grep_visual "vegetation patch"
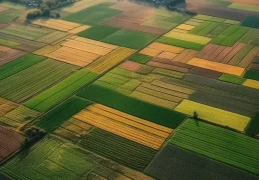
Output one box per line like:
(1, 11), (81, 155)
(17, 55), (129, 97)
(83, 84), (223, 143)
(219, 74), (246, 85)
(244, 70), (259, 81)
(0, 54), (46, 80)
(246, 111), (259, 136)
(102, 29), (158, 49)
(78, 25), (121, 40)
(169, 119), (259, 175)
(129, 53), (152, 64)
(78, 84), (186, 128)
(157, 36), (204, 50)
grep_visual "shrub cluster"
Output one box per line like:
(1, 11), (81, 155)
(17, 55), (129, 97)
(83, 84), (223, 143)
(21, 126), (46, 148)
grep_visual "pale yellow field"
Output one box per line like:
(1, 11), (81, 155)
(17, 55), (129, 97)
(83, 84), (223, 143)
(86, 47), (136, 74)
(176, 24), (195, 31)
(187, 58), (245, 76)
(33, 19), (87, 32)
(68, 25), (90, 34)
(243, 79), (259, 89)
(71, 36), (118, 49)
(140, 47), (162, 57)
(46, 46), (99, 67)
(148, 42), (184, 53)
(61, 39), (113, 56)
(172, 29), (189, 33)
(73, 104), (172, 149)
(157, 51), (178, 59)
(164, 31), (212, 44)
(174, 99), (250, 132)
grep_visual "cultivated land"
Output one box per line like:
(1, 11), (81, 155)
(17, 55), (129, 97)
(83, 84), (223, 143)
(0, 0), (259, 179)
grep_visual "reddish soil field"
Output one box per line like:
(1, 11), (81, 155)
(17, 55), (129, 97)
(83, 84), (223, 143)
(0, 46), (27, 66)
(249, 63), (259, 71)
(118, 61), (141, 71)
(152, 57), (193, 69)
(147, 60), (189, 73)
(221, 43), (245, 64)
(0, 126), (24, 162)
(189, 67), (222, 79)
(0, 23), (8, 30)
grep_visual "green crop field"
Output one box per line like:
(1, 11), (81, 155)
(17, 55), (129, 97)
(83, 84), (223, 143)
(24, 70), (97, 112)
(34, 96), (92, 131)
(0, 54), (46, 80)
(242, 16), (259, 28)
(157, 36), (205, 50)
(101, 29), (158, 49)
(244, 70), (259, 81)
(0, 59), (78, 102)
(78, 84), (186, 128)
(169, 119), (259, 175)
(129, 53), (152, 64)
(63, 3), (122, 25)
(219, 74), (246, 84)
(246, 112), (259, 136)
(78, 25), (121, 40)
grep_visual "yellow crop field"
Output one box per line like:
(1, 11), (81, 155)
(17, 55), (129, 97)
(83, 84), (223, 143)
(33, 45), (61, 56)
(164, 31), (212, 44)
(71, 36), (118, 49)
(157, 51), (178, 59)
(140, 47), (162, 57)
(172, 29), (188, 33)
(176, 24), (195, 31)
(33, 19), (87, 32)
(61, 39), (113, 56)
(187, 58), (245, 76)
(148, 42), (184, 53)
(243, 79), (259, 89)
(174, 99), (250, 132)
(0, 98), (17, 117)
(73, 104), (172, 149)
(68, 25), (90, 34)
(46, 46), (99, 67)
(86, 47), (136, 74)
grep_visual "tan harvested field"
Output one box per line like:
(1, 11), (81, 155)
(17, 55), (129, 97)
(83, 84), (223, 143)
(0, 45), (27, 66)
(140, 47), (162, 57)
(71, 36), (118, 49)
(86, 47), (136, 74)
(118, 61), (141, 71)
(187, 58), (245, 76)
(73, 104), (172, 149)
(46, 46), (99, 67)
(172, 49), (199, 63)
(61, 37), (118, 56)
(0, 98), (18, 117)
(0, 125), (24, 162)
(67, 25), (90, 34)
(157, 52), (178, 60)
(33, 44), (61, 56)
(33, 19), (88, 32)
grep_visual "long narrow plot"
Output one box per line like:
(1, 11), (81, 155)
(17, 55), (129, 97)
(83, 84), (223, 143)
(0, 59), (78, 102)
(174, 99), (250, 132)
(169, 119), (259, 175)
(187, 58), (245, 76)
(33, 19), (89, 33)
(74, 103), (172, 149)
(86, 47), (136, 74)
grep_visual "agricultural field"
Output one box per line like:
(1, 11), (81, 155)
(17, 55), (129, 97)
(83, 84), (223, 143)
(0, 0), (259, 179)
(0, 125), (24, 163)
